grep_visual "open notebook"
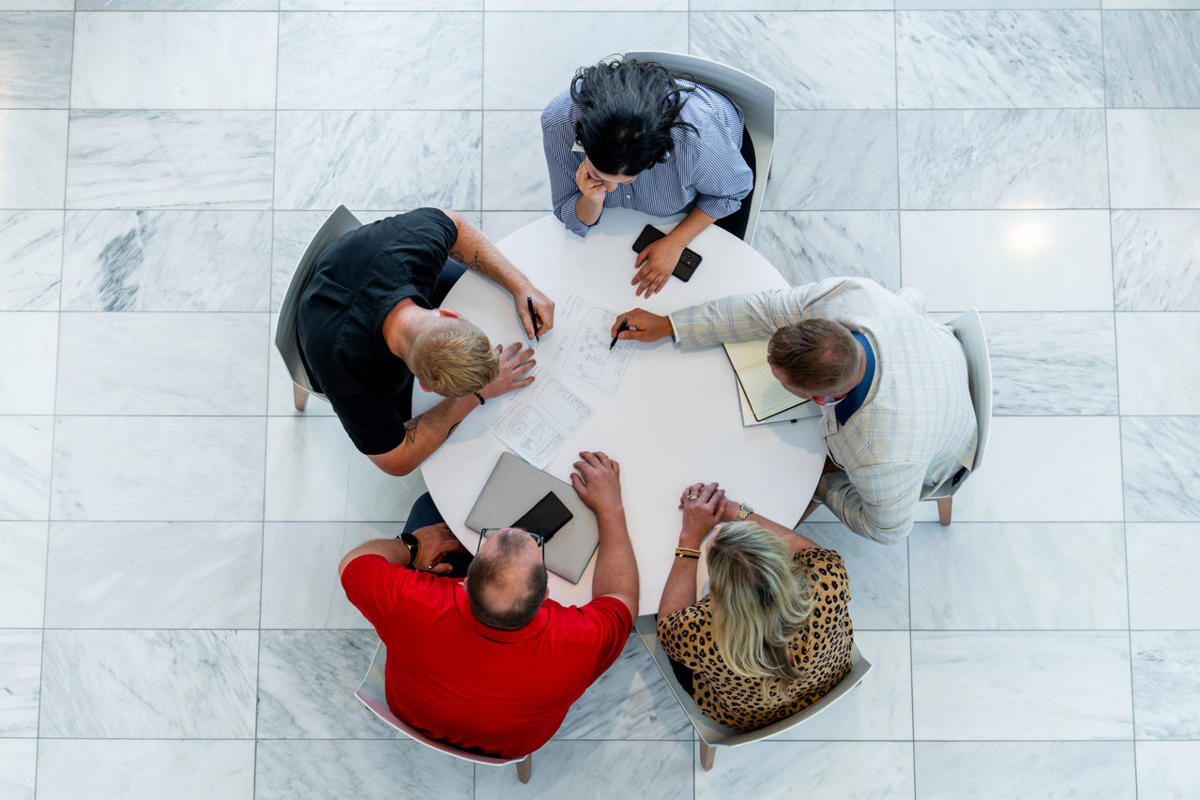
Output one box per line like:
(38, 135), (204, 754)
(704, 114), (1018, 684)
(723, 337), (807, 421)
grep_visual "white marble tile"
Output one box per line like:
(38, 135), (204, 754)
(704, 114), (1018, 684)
(481, 211), (550, 242)
(256, 740), (472, 800)
(264, 416), (354, 521)
(914, 742), (1136, 799)
(0, 523), (46, 628)
(51, 416), (266, 521)
(0, 12), (73, 108)
(0, 111), (67, 209)
(71, 12), (277, 109)
(0, 312), (56, 414)
(897, 11), (1103, 108)
(765, 111), (898, 210)
(805, 524), (909, 628)
(899, 110), (1108, 209)
(1122, 416), (1200, 521)
(278, 12), (480, 110)
(275, 111), (480, 210)
(910, 522), (1127, 628)
(911, 631), (1132, 739)
(283, 0), (475, 6)
(0, 631), (40, 737)
(257, 629), (398, 738)
(1133, 630), (1200, 738)
(755, 211), (901, 291)
(54, 312), (268, 415)
(695, 0), (891, 7)
(0, 740), (35, 800)
(482, 111), (551, 211)
(62, 210), (271, 312)
(344, 453), (426, 522)
(483, 12), (688, 110)
(555, 636), (693, 740)
(491, 0), (681, 7)
(1108, 110), (1200, 208)
(1117, 313), (1200, 414)
(0, 211), (62, 311)
(1105, 11), (1200, 107)
(36, 740), (255, 800)
(1105, 0), (1200, 6)
(900, 211), (1113, 311)
(695, 741), (914, 800)
(476, 740), (692, 800)
(0, 0), (72, 8)
(1137, 742), (1200, 799)
(66, 110), (274, 210)
(0, 417), (52, 521)
(691, 12), (896, 109)
(1113, 210), (1200, 311)
(775, 630), (913, 740)
(80, 0), (277, 7)
(981, 312), (1118, 415)
(950, 416), (1124, 522)
(1127, 523), (1200, 629)
(900, 0), (1098, 7)
(39, 629), (258, 738)
(44, 522), (262, 628)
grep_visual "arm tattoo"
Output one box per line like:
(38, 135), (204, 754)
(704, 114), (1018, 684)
(403, 413), (423, 445)
(449, 245), (496, 282)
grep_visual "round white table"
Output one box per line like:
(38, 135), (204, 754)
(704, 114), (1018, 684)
(413, 209), (825, 614)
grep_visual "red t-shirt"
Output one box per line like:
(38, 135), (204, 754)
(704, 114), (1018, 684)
(341, 554), (632, 758)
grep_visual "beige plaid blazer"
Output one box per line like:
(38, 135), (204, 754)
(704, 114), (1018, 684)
(669, 277), (977, 544)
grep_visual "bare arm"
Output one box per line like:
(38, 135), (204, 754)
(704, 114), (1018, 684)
(570, 451), (639, 620)
(338, 538), (411, 578)
(367, 395), (477, 477)
(714, 492), (818, 553)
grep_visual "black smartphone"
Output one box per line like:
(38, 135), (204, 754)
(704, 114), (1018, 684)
(439, 549), (473, 578)
(631, 224), (703, 282)
(510, 492), (574, 543)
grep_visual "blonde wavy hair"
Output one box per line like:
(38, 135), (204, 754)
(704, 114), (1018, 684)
(708, 521), (815, 683)
(407, 317), (499, 397)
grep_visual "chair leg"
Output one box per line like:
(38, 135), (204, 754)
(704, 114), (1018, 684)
(515, 754), (532, 784)
(699, 740), (716, 772)
(937, 497), (952, 526)
(292, 383), (309, 412)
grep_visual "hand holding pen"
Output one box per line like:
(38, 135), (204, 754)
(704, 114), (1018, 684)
(517, 286), (555, 342)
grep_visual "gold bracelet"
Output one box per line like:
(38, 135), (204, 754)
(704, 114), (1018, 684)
(674, 547), (701, 560)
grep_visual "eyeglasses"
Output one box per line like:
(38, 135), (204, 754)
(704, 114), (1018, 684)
(478, 528), (545, 561)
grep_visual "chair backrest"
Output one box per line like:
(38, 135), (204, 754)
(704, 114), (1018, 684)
(948, 309), (993, 475)
(274, 205), (362, 399)
(634, 614), (871, 748)
(355, 642), (523, 766)
(623, 51), (776, 246)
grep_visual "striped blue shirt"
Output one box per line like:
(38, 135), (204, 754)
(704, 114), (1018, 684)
(540, 82), (754, 238)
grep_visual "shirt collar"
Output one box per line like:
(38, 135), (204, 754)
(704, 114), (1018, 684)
(835, 331), (877, 426)
(452, 582), (550, 643)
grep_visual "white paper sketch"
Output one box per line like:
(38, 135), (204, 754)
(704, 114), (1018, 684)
(548, 294), (634, 397)
(490, 377), (593, 468)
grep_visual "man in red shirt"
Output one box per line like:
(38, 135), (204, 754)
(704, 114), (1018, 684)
(338, 451), (638, 758)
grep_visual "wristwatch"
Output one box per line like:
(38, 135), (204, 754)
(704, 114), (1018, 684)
(735, 502), (754, 522)
(396, 532), (420, 566)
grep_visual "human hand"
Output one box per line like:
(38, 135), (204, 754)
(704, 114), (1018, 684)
(515, 284), (556, 340)
(479, 342), (535, 399)
(575, 158), (611, 203)
(632, 236), (684, 298)
(678, 482), (742, 523)
(679, 482), (724, 547)
(570, 451), (624, 514)
(609, 308), (674, 343)
(410, 523), (467, 574)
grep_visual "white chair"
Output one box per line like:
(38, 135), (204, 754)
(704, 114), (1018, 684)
(926, 309), (993, 525)
(634, 614), (871, 771)
(274, 205), (362, 412)
(355, 642), (534, 782)
(624, 50), (776, 246)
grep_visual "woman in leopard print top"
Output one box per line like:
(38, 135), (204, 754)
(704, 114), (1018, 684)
(656, 481), (854, 732)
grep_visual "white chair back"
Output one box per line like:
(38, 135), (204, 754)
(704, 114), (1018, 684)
(623, 51), (776, 245)
(927, 309), (993, 499)
(633, 614), (871, 748)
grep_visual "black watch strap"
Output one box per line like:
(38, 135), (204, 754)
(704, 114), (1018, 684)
(397, 532), (419, 566)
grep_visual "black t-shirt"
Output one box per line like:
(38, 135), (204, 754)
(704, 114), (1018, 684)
(297, 208), (457, 455)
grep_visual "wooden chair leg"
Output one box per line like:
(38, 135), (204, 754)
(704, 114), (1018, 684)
(515, 754), (532, 784)
(937, 497), (952, 526)
(699, 740), (716, 772)
(292, 383), (309, 412)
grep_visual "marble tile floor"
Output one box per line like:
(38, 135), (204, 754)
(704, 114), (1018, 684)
(1, 3), (1199, 799)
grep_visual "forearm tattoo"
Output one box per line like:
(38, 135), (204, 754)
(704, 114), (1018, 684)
(403, 413), (423, 445)
(450, 245), (496, 282)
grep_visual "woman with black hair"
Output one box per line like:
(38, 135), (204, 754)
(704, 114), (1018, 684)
(541, 58), (754, 298)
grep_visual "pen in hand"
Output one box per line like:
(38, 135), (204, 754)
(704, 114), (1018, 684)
(610, 318), (630, 350)
(526, 295), (541, 343)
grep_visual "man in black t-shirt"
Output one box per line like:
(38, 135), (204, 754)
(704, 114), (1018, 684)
(298, 207), (555, 476)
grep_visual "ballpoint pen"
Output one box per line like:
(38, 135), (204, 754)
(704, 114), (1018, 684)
(610, 318), (630, 350)
(526, 296), (541, 343)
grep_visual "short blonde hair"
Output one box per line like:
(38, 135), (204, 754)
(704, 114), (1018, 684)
(408, 317), (499, 397)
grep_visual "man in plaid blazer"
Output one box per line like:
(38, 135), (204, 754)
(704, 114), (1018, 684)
(612, 277), (978, 544)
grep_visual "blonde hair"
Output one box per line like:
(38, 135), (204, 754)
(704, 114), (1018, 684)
(408, 317), (499, 397)
(708, 521), (814, 683)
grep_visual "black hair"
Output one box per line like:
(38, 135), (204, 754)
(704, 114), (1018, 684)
(466, 530), (548, 631)
(570, 57), (699, 177)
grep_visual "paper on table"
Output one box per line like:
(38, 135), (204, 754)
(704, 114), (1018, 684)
(489, 377), (593, 469)
(547, 293), (634, 397)
(723, 337), (803, 421)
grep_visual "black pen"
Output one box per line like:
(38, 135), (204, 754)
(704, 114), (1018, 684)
(526, 296), (541, 343)
(610, 318), (630, 350)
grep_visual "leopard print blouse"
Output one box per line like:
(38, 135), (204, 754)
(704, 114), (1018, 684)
(656, 547), (854, 732)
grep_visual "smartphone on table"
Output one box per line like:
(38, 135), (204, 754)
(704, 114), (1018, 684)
(631, 224), (703, 282)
